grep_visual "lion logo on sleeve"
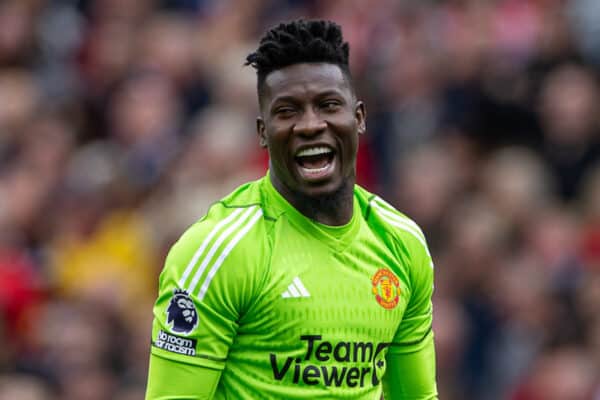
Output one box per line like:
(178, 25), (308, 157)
(166, 289), (198, 335)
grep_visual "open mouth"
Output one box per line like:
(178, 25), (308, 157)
(294, 146), (336, 180)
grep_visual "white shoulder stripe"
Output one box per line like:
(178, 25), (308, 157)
(370, 200), (431, 258)
(372, 202), (426, 243)
(198, 207), (263, 300)
(188, 206), (258, 294)
(178, 207), (244, 288)
(373, 204), (425, 242)
(373, 197), (425, 240)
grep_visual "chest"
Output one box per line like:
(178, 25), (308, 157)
(240, 225), (410, 343)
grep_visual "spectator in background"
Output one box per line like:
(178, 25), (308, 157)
(536, 63), (600, 200)
(580, 164), (600, 269)
(0, 374), (52, 400)
(0, 1), (599, 399)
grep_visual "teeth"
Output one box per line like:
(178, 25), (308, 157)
(296, 146), (332, 157)
(301, 164), (329, 172)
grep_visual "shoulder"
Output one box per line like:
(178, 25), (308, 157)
(162, 179), (271, 299)
(355, 185), (431, 264)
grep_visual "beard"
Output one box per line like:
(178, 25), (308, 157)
(290, 177), (354, 224)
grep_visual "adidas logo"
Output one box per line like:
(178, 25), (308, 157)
(281, 277), (310, 298)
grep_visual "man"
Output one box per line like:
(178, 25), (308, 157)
(146, 19), (438, 399)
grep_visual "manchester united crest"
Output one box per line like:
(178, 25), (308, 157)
(372, 269), (400, 309)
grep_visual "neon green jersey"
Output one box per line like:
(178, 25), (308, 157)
(148, 174), (437, 399)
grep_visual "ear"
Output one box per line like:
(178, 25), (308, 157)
(257, 117), (267, 148)
(355, 101), (366, 135)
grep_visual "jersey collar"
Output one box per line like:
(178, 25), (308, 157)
(261, 172), (361, 252)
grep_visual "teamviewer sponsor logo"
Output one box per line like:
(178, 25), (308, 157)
(154, 330), (196, 356)
(270, 335), (390, 387)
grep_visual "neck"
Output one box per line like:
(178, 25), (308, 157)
(272, 176), (355, 226)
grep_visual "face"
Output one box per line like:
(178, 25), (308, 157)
(257, 63), (366, 200)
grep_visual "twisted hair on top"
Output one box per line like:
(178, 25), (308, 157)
(246, 19), (351, 101)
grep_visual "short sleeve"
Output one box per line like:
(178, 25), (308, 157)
(391, 233), (434, 353)
(150, 205), (265, 370)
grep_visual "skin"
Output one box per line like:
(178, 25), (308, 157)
(257, 62), (366, 226)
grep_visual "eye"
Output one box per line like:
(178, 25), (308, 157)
(274, 106), (296, 118)
(321, 100), (342, 112)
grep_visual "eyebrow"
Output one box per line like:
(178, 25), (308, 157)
(315, 90), (346, 100)
(270, 95), (300, 105)
(270, 90), (346, 106)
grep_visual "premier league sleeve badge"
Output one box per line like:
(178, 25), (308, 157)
(166, 289), (199, 335)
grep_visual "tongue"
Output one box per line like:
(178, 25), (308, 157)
(297, 154), (330, 169)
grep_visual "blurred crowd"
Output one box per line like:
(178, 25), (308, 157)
(1, 0), (600, 399)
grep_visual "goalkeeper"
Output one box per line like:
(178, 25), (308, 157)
(146, 19), (438, 400)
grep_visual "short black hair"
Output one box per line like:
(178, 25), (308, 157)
(245, 19), (351, 102)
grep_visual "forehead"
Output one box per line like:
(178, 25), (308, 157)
(263, 63), (351, 102)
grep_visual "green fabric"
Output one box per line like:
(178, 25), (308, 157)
(384, 332), (437, 399)
(146, 174), (437, 399)
(146, 352), (221, 399)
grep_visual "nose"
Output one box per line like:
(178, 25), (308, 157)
(293, 108), (327, 136)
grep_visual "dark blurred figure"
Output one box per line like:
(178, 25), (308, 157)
(536, 64), (600, 201)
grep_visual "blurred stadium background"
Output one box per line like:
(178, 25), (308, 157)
(1, 0), (600, 399)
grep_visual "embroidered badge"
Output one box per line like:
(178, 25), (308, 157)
(371, 269), (400, 309)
